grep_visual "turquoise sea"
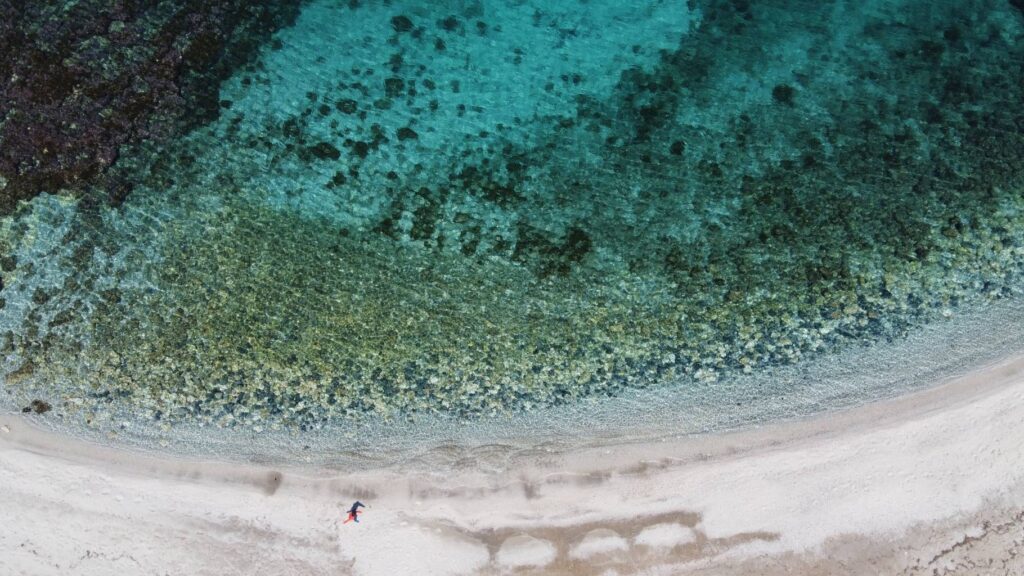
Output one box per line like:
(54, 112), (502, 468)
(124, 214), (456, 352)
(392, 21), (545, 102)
(2, 0), (1023, 460)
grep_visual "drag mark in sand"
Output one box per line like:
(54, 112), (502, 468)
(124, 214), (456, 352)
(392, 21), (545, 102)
(397, 509), (779, 575)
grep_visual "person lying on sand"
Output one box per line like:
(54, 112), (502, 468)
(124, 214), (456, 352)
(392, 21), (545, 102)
(344, 501), (366, 524)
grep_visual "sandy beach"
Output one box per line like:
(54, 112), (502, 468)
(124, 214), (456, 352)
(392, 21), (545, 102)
(2, 351), (1023, 576)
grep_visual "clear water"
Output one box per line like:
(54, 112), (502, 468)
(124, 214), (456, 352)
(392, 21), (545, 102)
(2, 0), (1023, 458)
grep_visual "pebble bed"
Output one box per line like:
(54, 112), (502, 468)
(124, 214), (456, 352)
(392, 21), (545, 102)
(1, 0), (1024, 432)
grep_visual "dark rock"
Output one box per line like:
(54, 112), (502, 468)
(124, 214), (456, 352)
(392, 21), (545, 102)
(669, 140), (686, 155)
(0, 1), (305, 212)
(388, 53), (403, 72)
(512, 222), (592, 277)
(282, 117), (301, 138)
(440, 15), (460, 31)
(384, 77), (405, 98)
(307, 142), (341, 160)
(391, 15), (414, 33)
(772, 83), (796, 105)
(918, 40), (944, 62)
(29, 399), (51, 414)
(335, 98), (358, 114)
(563, 226), (592, 262)
(397, 127), (418, 141)
(923, 104), (944, 124)
(31, 288), (50, 305)
(411, 201), (437, 240)
(352, 141), (370, 158)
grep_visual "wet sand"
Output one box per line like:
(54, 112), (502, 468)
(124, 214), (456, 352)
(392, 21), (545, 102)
(2, 353), (1023, 575)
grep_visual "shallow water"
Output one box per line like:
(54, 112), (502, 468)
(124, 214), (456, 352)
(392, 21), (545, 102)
(23, 294), (1024, 470)
(1, 0), (1023, 448)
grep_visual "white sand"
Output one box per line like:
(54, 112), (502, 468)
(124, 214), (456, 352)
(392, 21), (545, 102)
(2, 353), (1024, 575)
(569, 529), (630, 560)
(495, 534), (558, 568)
(634, 523), (697, 549)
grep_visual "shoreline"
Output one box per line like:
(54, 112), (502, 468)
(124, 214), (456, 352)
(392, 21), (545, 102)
(3, 350), (1024, 574)
(12, 295), (1024, 471)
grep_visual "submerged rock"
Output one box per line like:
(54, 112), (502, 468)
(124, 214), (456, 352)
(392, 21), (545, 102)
(306, 142), (341, 160)
(22, 399), (51, 414)
(771, 83), (795, 105)
(391, 15), (414, 33)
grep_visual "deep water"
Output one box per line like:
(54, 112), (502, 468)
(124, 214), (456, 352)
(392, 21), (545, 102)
(1, 0), (1024, 439)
